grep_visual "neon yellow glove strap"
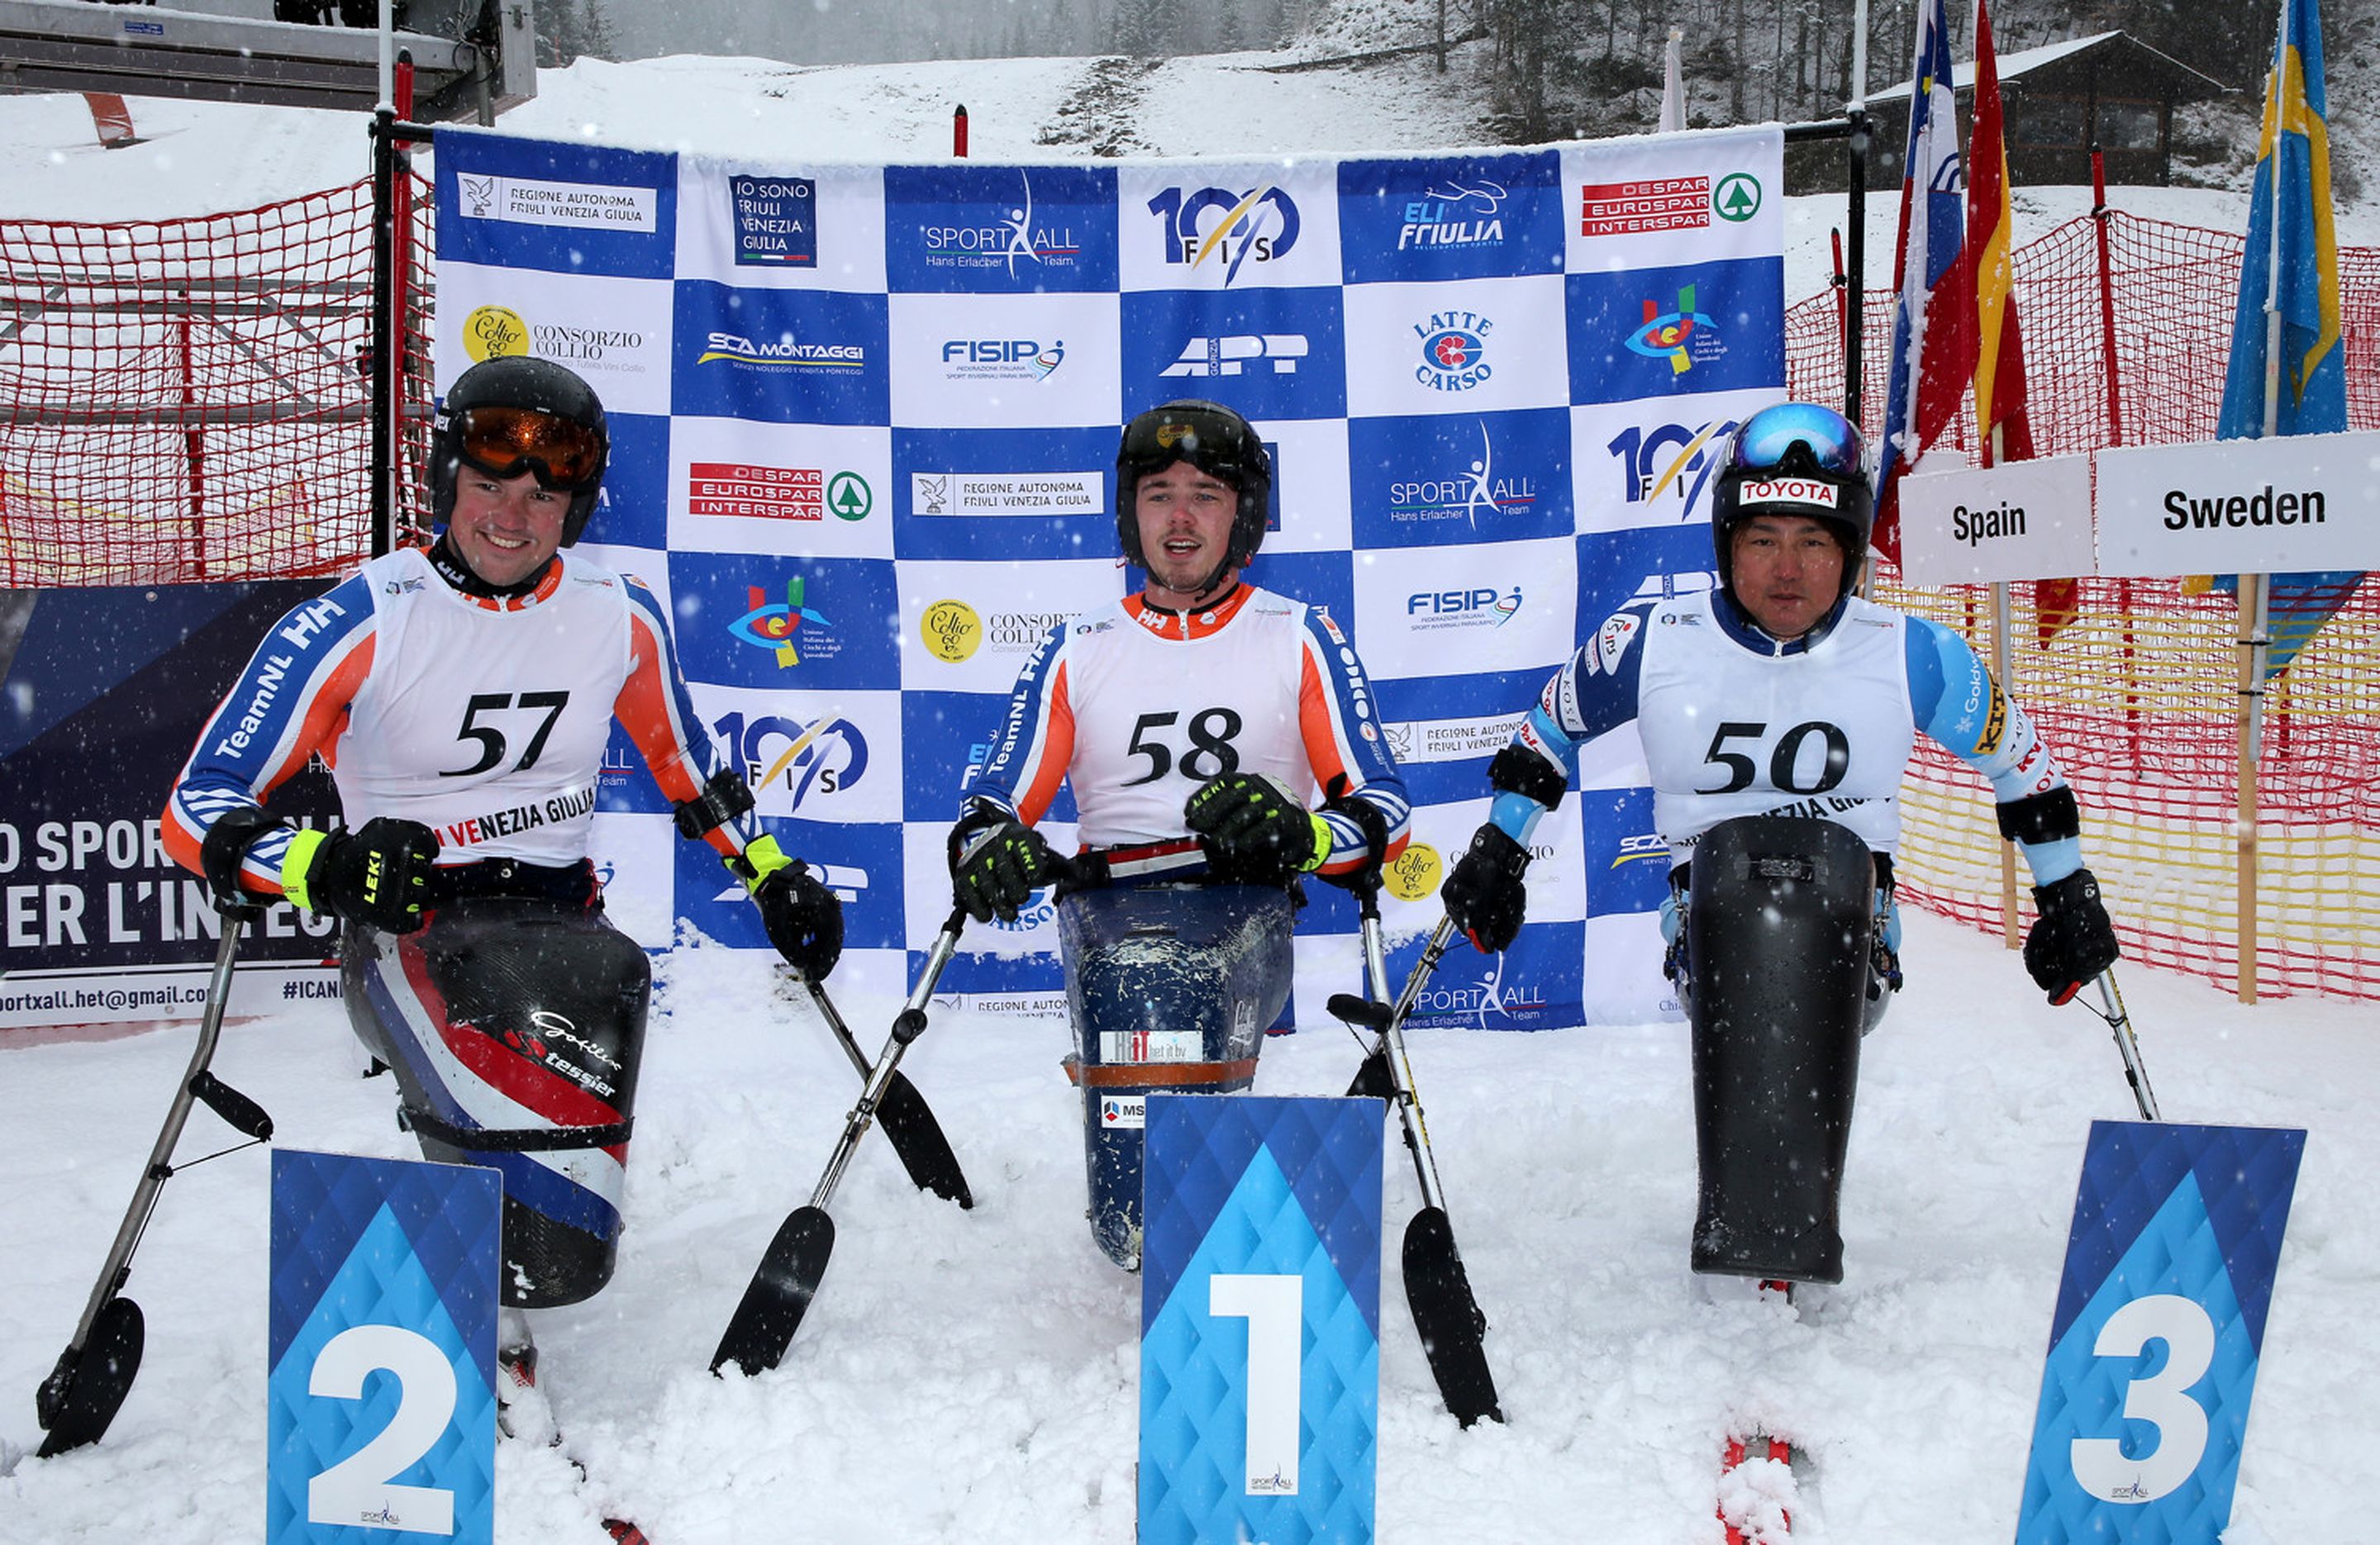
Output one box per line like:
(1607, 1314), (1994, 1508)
(279, 828), (327, 914)
(730, 832), (793, 895)
(1301, 811), (1333, 872)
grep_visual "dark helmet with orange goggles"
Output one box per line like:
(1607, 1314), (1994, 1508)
(430, 356), (611, 544)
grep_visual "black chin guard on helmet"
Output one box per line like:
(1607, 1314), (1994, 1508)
(1115, 398), (1273, 578)
(1709, 402), (1874, 599)
(430, 355), (612, 545)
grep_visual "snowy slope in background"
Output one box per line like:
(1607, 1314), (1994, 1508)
(13, 49), (2380, 307)
(0, 912), (2369, 1541)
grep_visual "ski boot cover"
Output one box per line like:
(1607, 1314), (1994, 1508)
(1057, 884), (1294, 1269)
(344, 898), (653, 1306)
(1677, 815), (1874, 1286)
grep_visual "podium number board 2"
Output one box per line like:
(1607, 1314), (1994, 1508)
(2016, 1120), (2306, 1544)
(1139, 1093), (1384, 1544)
(267, 1149), (502, 1543)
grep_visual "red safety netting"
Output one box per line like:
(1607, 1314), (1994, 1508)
(0, 176), (434, 585)
(1788, 212), (2380, 1003)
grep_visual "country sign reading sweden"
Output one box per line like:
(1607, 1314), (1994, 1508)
(429, 125), (1787, 1030)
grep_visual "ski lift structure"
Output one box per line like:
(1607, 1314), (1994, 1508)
(0, 0), (535, 123)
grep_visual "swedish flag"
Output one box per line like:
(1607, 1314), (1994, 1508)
(2213, 0), (2357, 676)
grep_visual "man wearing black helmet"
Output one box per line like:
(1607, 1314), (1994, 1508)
(164, 354), (843, 1394)
(1438, 400), (2119, 1288)
(945, 398), (1412, 1269)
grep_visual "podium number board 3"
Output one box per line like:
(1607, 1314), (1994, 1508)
(267, 1149), (501, 1543)
(1139, 1093), (1384, 1544)
(2016, 1120), (2306, 1544)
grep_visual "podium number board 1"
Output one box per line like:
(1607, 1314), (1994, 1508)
(267, 1149), (501, 1543)
(2016, 1120), (2306, 1544)
(1139, 1093), (1384, 1544)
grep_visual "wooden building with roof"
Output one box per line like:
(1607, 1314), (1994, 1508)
(1787, 31), (2232, 194)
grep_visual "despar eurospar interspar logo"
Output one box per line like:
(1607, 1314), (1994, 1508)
(1578, 170), (1762, 238)
(1414, 307), (1494, 391)
(728, 578), (836, 668)
(1147, 182), (1300, 282)
(1626, 283), (1725, 375)
(1606, 411), (1739, 520)
(918, 169), (1083, 278)
(689, 464), (872, 523)
(1385, 419), (1540, 531)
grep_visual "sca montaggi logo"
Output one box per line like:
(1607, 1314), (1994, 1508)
(1148, 182), (1299, 284)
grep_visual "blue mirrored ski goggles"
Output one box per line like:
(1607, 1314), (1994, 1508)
(1727, 402), (1867, 480)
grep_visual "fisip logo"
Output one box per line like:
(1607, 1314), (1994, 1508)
(1405, 585), (1523, 631)
(1147, 183), (1300, 283)
(937, 337), (1065, 383)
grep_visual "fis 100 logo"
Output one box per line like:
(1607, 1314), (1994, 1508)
(1147, 184), (1300, 283)
(1606, 416), (1737, 518)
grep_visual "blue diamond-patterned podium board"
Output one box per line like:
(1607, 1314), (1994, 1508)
(1140, 1094), (1384, 1545)
(267, 1149), (501, 1544)
(2014, 1120), (2306, 1544)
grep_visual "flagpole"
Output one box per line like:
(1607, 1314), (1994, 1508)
(2236, 0), (2295, 1004)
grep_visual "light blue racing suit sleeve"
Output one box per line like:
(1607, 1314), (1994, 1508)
(1483, 603), (1653, 846)
(1904, 616), (2083, 886)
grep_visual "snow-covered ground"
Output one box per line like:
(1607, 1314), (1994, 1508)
(0, 910), (2370, 1542)
(4, 36), (2376, 1545)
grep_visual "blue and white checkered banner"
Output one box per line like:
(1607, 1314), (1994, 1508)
(1138, 1093), (1384, 1543)
(2014, 1120), (2306, 1543)
(432, 128), (1788, 1029)
(267, 1149), (500, 1543)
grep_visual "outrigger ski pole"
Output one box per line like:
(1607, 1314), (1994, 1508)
(2080, 965), (2163, 1122)
(793, 972), (973, 1209)
(1329, 900), (1503, 1428)
(713, 906), (969, 1377)
(35, 906), (275, 1457)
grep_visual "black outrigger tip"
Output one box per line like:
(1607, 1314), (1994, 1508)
(34, 1295), (145, 1458)
(1326, 991), (1394, 1031)
(711, 1206), (835, 1377)
(1402, 1209), (1502, 1428)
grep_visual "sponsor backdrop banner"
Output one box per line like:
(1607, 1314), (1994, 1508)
(0, 583), (345, 1034)
(431, 128), (1789, 1029)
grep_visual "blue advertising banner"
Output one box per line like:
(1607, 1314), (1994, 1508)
(431, 125), (1792, 1027)
(1140, 1094), (1383, 1544)
(2015, 1120), (2307, 1543)
(267, 1148), (501, 1544)
(0, 582), (344, 1033)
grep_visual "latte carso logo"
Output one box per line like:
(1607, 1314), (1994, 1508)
(1415, 309), (1492, 392)
(1148, 183), (1300, 283)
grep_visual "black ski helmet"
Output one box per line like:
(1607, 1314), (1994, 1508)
(1115, 399), (1273, 577)
(430, 355), (611, 544)
(1708, 401), (1873, 599)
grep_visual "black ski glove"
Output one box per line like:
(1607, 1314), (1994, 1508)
(281, 817), (441, 934)
(1441, 823), (1530, 953)
(1183, 772), (1326, 884)
(745, 846), (843, 981)
(949, 807), (1058, 924)
(2025, 868), (2119, 1005)
(1311, 778), (1390, 895)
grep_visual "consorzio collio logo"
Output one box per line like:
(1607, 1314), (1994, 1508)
(920, 599), (982, 663)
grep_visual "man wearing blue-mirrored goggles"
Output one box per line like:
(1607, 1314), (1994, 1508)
(1439, 399), (2117, 1289)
